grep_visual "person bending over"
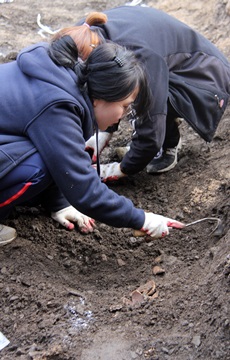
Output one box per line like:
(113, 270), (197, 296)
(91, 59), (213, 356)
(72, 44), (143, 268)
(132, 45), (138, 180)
(72, 6), (230, 180)
(0, 30), (183, 245)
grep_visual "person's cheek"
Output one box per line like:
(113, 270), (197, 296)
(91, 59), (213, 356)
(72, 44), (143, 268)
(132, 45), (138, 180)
(112, 108), (123, 123)
(98, 115), (110, 131)
(101, 112), (116, 129)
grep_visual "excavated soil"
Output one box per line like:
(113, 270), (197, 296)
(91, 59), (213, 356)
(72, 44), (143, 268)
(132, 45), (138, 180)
(0, 0), (229, 359)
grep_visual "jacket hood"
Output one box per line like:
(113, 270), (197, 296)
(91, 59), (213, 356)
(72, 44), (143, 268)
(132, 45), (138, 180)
(17, 42), (78, 95)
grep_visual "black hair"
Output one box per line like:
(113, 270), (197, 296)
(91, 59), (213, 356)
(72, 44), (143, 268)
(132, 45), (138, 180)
(48, 35), (79, 69)
(81, 42), (151, 118)
(48, 36), (151, 119)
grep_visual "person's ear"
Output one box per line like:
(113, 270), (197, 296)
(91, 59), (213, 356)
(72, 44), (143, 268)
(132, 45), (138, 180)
(92, 99), (98, 107)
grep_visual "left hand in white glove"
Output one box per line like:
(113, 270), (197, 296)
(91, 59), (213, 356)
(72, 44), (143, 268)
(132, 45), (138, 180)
(85, 132), (113, 163)
(51, 206), (95, 233)
(94, 162), (127, 183)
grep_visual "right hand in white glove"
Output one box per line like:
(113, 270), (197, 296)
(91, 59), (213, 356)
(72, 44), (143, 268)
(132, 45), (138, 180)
(51, 206), (95, 233)
(85, 131), (113, 163)
(141, 212), (185, 239)
(93, 162), (126, 183)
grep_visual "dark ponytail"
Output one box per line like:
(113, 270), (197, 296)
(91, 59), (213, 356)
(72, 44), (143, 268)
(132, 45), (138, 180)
(48, 35), (79, 69)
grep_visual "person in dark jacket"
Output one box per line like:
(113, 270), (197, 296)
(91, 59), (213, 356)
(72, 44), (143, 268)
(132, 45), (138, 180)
(74, 5), (230, 180)
(0, 21), (184, 245)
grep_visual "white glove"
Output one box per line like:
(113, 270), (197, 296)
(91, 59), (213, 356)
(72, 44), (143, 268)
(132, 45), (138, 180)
(94, 162), (126, 183)
(51, 206), (95, 233)
(85, 131), (113, 163)
(141, 212), (184, 239)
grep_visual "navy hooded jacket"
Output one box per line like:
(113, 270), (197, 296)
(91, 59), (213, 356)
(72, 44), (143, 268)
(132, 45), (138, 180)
(0, 42), (145, 229)
(77, 6), (230, 174)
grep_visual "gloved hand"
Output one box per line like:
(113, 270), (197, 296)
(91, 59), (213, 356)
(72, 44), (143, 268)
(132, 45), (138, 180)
(141, 212), (184, 239)
(51, 206), (95, 233)
(94, 162), (127, 183)
(85, 131), (113, 163)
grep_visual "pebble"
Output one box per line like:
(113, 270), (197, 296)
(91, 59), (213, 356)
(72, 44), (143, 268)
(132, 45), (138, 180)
(181, 320), (189, 326)
(1, 267), (8, 275)
(130, 351), (138, 359)
(192, 335), (201, 347)
(161, 347), (169, 353)
(152, 265), (165, 275)
(117, 258), (126, 266)
(101, 254), (108, 261)
(136, 348), (143, 355)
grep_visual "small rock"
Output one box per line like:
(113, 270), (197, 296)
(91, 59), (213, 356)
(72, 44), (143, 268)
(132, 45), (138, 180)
(152, 265), (165, 275)
(192, 335), (201, 347)
(181, 320), (189, 326)
(109, 303), (123, 312)
(131, 290), (145, 305)
(154, 255), (163, 264)
(76, 304), (85, 316)
(1, 267), (8, 275)
(101, 254), (108, 261)
(21, 278), (31, 287)
(135, 348), (143, 355)
(117, 258), (126, 266)
(136, 279), (156, 295)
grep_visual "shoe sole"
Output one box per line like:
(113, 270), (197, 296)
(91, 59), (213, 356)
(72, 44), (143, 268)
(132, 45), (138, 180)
(0, 234), (17, 246)
(177, 137), (182, 151)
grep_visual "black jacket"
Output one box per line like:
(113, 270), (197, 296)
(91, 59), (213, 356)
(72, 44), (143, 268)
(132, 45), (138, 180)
(78, 6), (230, 174)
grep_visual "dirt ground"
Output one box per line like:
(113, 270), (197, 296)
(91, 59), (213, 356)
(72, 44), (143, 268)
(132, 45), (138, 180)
(0, 0), (230, 359)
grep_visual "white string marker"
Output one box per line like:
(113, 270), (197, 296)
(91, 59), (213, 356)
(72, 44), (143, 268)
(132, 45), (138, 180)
(0, 331), (10, 351)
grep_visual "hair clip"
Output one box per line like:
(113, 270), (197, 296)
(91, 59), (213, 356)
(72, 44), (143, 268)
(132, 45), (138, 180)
(90, 44), (96, 48)
(113, 56), (124, 67)
(83, 22), (90, 28)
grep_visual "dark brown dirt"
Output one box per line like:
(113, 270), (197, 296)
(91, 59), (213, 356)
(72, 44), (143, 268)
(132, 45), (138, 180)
(0, 1), (229, 359)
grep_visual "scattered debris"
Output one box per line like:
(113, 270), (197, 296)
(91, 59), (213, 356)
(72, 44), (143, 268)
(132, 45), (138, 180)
(66, 288), (86, 299)
(152, 265), (165, 275)
(37, 14), (60, 38)
(0, 331), (10, 351)
(130, 290), (145, 304)
(0, 0), (13, 3)
(125, 0), (148, 6)
(64, 300), (94, 331)
(136, 279), (156, 296)
(126, 0), (142, 5)
(110, 279), (159, 311)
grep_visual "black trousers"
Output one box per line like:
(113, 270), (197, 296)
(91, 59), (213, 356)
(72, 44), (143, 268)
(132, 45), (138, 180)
(163, 102), (181, 149)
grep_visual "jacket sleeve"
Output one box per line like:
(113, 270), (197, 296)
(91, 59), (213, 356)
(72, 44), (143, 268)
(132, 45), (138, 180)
(26, 102), (145, 229)
(120, 113), (167, 175)
(121, 49), (170, 175)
